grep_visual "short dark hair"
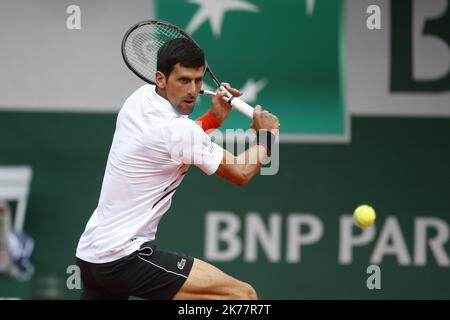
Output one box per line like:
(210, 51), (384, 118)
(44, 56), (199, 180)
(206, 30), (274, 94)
(157, 38), (205, 78)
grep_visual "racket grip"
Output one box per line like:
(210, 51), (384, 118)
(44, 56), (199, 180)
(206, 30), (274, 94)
(229, 97), (254, 119)
(201, 88), (254, 119)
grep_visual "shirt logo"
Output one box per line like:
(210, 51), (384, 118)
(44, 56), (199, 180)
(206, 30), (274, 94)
(202, 137), (215, 155)
(177, 258), (186, 270)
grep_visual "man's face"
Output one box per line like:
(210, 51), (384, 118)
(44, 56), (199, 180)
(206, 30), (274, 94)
(156, 63), (204, 115)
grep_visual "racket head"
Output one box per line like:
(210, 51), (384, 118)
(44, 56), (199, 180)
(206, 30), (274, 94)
(122, 19), (208, 85)
(122, 20), (255, 119)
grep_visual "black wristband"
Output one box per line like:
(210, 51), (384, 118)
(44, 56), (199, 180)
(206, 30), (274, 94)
(256, 131), (276, 156)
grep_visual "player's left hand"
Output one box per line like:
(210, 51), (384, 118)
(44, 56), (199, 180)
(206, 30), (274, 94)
(209, 83), (243, 123)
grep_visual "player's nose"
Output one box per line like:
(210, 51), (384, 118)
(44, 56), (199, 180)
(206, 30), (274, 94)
(187, 81), (197, 95)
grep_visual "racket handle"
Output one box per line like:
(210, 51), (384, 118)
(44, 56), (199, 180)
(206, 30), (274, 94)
(201, 89), (254, 119)
(229, 97), (254, 119)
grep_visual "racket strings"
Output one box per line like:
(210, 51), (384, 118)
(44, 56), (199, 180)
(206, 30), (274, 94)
(123, 24), (186, 82)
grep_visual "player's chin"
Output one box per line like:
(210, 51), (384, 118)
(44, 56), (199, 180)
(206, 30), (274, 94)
(180, 100), (195, 115)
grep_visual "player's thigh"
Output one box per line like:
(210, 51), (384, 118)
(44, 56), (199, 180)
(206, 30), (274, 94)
(76, 258), (129, 300)
(173, 258), (257, 300)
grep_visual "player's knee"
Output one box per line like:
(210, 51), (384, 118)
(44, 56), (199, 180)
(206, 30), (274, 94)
(233, 282), (257, 300)
(245, 283), (258, 300)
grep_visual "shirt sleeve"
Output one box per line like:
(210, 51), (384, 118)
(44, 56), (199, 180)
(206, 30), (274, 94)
(164, 118), (223, 175)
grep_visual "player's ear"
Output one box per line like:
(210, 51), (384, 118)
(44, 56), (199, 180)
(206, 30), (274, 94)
(155, 71), (166, 89)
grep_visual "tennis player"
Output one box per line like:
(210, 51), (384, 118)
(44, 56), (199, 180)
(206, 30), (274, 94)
(75, 38), (279, 300)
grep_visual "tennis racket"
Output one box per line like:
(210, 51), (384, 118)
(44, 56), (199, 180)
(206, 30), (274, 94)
(121, 19), (254, 119)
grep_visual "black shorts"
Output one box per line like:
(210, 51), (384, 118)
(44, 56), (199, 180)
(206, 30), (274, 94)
(76, 241), (194, 300)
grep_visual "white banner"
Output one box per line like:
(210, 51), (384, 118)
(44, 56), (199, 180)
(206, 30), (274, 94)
(347, 0), (450, 117)
(0, 0), (154, 112)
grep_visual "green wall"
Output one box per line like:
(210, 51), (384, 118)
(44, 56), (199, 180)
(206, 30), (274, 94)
(1, 112), (449, 299)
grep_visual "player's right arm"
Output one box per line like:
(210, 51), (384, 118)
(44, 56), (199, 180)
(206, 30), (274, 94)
(215, 105), (280, 186)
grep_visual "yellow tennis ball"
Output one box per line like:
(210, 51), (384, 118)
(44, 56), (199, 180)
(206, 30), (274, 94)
(353, 204), (376, 228)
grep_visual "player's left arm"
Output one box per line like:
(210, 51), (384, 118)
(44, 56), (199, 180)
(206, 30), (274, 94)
(195, 83), (242, 131)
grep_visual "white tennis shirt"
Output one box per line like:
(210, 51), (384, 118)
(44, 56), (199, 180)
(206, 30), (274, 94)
(76, 85), (223, 263)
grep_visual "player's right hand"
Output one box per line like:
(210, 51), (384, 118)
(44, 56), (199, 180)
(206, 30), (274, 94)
(251, 105), (280, 133)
